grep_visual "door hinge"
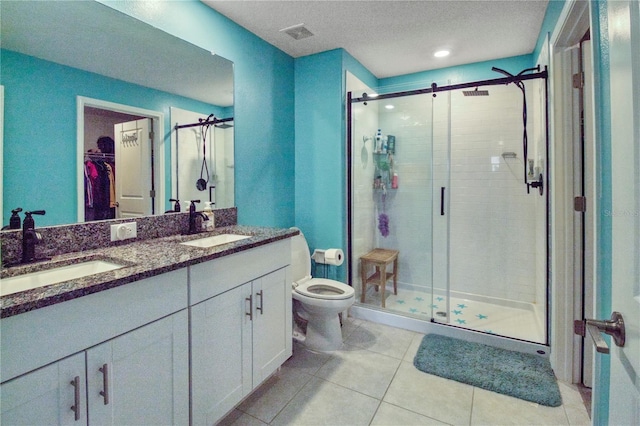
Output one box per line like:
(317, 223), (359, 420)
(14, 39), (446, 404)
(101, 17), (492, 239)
(573, 72), (584, 89)
(149, 190), (156, 198)
(574, 196), (587, 212)
(149, 131), (154, 140)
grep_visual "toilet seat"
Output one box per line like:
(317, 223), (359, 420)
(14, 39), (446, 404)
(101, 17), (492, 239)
(293, 278), (355, 300)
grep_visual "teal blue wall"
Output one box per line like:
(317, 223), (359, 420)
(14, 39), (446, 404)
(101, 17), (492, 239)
(98, 0), (296, 227)
(1, 49), (223, 226)
(294, 49), (345, 279)
(294, 48), (377, 282)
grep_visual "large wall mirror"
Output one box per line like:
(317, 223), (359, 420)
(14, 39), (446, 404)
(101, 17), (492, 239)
(0, 0), (234, 227)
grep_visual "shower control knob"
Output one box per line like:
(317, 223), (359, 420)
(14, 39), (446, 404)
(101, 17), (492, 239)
(527, 174), (544, 196)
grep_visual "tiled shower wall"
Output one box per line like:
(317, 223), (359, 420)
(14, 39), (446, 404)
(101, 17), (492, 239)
(376, 95), (434, 292)
(351, 77), (546, 308)
(447, 83), (544, 304)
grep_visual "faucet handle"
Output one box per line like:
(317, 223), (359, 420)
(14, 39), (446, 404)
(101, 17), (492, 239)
(189, 200), (201, 214)
(26, 210), (46, 216)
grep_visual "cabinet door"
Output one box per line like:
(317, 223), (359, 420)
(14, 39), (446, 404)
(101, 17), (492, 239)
(191, 283), (252, 425)
(0, 352), (86, 425)
(252, 267), (292, 387)
(87, 310), (189, 425)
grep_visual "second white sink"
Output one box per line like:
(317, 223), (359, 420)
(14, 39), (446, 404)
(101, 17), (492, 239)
(181, 233), (250, 248)
(1, 260), (125, 297)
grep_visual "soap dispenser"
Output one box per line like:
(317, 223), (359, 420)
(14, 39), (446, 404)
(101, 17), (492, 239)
(21, 210), (46, 263)
(202, 202), (215, 231)
(3, 207), (23, 230)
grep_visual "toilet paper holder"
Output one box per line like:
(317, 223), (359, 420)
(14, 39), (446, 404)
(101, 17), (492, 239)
(311, 248), (344, 266)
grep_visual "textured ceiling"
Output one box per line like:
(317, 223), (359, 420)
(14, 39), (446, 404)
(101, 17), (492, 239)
(203, 0), (549, 78)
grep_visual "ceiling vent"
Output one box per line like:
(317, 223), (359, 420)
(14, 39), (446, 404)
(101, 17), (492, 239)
(280, 23), (314, 40)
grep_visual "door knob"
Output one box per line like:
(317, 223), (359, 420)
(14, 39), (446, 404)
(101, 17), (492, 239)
(574, 311), (625, 354)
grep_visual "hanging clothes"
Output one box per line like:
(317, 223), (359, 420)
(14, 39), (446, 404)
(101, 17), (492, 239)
(84, 156), (115, 220)
(84, 160), (98, 208)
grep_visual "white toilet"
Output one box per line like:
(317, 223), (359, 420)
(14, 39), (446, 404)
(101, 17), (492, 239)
(291, 229), (355, 352)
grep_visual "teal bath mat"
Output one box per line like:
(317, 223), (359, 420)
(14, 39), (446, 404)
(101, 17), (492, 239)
(413, 334), (562, 407)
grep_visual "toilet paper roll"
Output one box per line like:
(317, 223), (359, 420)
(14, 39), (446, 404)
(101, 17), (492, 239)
(324, 249), (344, 266)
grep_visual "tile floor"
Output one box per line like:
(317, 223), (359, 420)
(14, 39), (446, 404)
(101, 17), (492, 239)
(218, 318), (590, 426)
(362, 287), (545, 343)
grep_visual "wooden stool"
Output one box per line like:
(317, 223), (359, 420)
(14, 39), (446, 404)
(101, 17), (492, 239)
(360, 248), (399, 308)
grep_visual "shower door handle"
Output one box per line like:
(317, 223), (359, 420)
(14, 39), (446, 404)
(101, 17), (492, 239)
(440, 187), (446, 215)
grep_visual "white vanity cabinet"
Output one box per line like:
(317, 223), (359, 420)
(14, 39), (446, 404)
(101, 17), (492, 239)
(0, 353), (86, 425)
(190, 239), (293, 425)
(86, 311), (189, 425)
(0, 269), (189, 425)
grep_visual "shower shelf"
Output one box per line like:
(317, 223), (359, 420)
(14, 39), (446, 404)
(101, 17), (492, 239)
(373, 153), (393, 189)
(373, 152), (391, 169)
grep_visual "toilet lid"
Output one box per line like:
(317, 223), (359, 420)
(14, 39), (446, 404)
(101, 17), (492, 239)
(294, 278), (355, 300)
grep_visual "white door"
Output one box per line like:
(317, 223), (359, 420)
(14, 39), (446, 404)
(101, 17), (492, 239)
(114, 118), (153, 218)
(252, 267), (292, 387)
(582, 39), (596, 388)
(604, 0), (640, 423)
(0, 352), (86, 425)
(191, 283), (252, 425)
(87, 312), (189, 425)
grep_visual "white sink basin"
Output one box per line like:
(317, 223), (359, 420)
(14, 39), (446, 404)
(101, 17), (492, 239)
(1, 260), (125, 297)
(180, 233), (250, 248)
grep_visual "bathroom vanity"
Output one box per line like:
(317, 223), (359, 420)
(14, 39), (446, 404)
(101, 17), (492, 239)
(0, 219), (296, 425)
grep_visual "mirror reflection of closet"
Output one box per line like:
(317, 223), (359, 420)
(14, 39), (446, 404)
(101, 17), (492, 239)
(83, 107), (144, 221)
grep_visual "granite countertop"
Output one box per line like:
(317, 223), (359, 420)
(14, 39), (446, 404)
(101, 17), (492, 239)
(1, 225), (299, 318)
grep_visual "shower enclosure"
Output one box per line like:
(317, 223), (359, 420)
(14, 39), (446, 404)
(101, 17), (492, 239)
(347, 68), (549, 344)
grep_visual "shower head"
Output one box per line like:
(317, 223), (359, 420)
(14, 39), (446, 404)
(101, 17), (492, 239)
(462, 87), (489, 96)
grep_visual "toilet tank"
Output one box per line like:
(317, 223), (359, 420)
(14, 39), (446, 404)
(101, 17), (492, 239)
(291, 231), (312, 283)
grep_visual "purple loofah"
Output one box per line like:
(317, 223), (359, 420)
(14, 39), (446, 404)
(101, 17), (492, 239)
(378, 213), (389, 237)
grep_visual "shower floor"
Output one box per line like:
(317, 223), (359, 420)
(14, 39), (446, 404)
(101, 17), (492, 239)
(361, 286), (545, 344)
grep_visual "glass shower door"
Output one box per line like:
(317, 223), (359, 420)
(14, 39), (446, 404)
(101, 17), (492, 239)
(431, 90), (451, 324)
(442, 82), (547, 343)
(351, 91), (436, 317)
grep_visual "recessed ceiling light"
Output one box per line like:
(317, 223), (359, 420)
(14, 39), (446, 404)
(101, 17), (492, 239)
(434, 50), (450, 58)
(385, 104), (395, 110)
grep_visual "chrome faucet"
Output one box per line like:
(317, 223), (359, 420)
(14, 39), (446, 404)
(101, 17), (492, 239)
(188, 200), (208, 234)
(22, 210), (46, 263)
